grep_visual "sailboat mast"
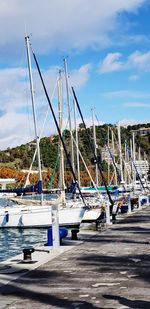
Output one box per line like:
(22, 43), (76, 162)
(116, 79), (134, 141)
(25, 36), (43, 197)
(107, 126), (110, 185)
(111, 129), (118, 186)
(132, 131), (136, 161)
(58, 70), (65, 204)
(117, 124), (124, 182)
(138, 146), (141, 161)
(72, 86), (114, 209)
(132, 131), (136, 183)
(64, 58), (75, 171)
(73, 99), (81, 187)
(32, 51), (87, 206)
(92, 108), (98, 187)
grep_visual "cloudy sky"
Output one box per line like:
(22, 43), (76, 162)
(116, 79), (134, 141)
(0, 0), (150, 150)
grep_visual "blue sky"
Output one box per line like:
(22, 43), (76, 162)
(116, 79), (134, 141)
(0, 0), (150, 150)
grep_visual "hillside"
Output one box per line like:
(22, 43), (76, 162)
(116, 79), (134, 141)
(0, 123), (149, 189)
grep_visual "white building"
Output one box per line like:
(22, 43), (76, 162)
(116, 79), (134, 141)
(132, 160), (149, 177)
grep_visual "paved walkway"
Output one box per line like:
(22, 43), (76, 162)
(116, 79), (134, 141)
(0, 205), (150, 309)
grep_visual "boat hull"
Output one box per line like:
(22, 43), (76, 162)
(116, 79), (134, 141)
(82, 208), (101, 222)
(0, 204), (85, 228)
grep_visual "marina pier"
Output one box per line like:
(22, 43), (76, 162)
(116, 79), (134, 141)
(0, 202), (149, 308)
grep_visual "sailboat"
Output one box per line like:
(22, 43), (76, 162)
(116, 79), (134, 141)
(0, 36), (86, 228)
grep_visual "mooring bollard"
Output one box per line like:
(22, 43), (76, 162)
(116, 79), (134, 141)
(47, 227), (68, 246)
(71, 228), (79, 240)
(22, 247), (50, 262)
(112, 213), (116, 224)
(23, 248), (35, 262)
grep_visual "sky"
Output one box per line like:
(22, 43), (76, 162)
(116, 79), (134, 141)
(0, 0), (150, 150)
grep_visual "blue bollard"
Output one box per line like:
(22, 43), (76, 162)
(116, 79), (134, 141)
(47, 228), (53, 246)
(47, 227), (68, 246)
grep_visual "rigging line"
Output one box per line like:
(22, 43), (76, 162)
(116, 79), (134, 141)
(69, 129), (102, 198)
(48, 154), (59, 190)
(23, 77), (59, 191)
(61, 89), (100, 194)
(48, 107), (76, 191)
(67, 74), (106, 193)
(107, 124), (144, 186)
(62, 106), (99, 193)
(105, 144), (121, 183)
(95, 116), (132, 186)
(100, 126), (119, 181)
(48, 128), (68, 190)
(31, 49), (87, 207)
(71, 86), (114, 208)
(125, 141), (148, 192)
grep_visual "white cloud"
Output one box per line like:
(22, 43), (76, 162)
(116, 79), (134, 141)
(69, 63), (91, 88)
(0, 112), (32, 150)
(101, 90), (150, 99)
(0, 67), (27, 111)
(128, 50), (150, 71)
(0, 62), (91, 150)
(0, 0), (146, 57)
(127, 34), (150, 44)
(99, 53), (123, 73)
(0, 0), (148, 149)
(123, 102), (150, 107)
(129, 74), (139, 80)
(99, 50), (150, 74)
(118, 118), (150, 126)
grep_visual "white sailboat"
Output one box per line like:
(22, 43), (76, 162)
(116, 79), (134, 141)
(0, 36), (86, 228)
(0, 198), (85, 228)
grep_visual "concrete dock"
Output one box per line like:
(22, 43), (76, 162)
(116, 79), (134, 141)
(0, 204), (150, 308)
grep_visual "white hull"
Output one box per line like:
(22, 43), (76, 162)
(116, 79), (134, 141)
(0, 203), (85, 228)
(82, 208), (101, 222)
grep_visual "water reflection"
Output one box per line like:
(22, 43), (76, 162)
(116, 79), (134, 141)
(0, 197), (48, 262)
(0, 194), (72, 262)
(0, 228), (47, 262)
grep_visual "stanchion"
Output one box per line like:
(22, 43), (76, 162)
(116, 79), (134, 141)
(106, 201), (111, 225)
(51, 205), (60, 248)
(128, 195), (131, 213)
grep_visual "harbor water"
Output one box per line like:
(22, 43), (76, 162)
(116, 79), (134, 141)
(0, 193), (79, 262)
(0, 228), (47, 262)
(0, 197), (50, 262)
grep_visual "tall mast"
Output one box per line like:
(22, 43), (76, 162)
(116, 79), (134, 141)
(63, 58), (75, 171)
(107, 126), (110, 185)
(130, 138), (134, 183)
(132, 131), (136, 183)
(138, 146), (141, 161)
(111, 129), (117, 185)
(73, 99), (80, 187)
(58, 70), (65, 204)
(25, 36), (43, 201)
(92, 108), (98, 187)
(132, 131), (136, 161)
(32, 51), (87, 206)
(124, 141), (127, 184)
(117, 124), (124, 182)
(130, 138), (133, 159)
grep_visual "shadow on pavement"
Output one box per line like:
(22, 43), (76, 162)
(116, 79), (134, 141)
(103, 294), (150, 309)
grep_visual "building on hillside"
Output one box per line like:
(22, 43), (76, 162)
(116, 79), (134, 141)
(132, 160), (149, 177)
(131, 127), (150, 136)
(101, 146), (116, 163)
